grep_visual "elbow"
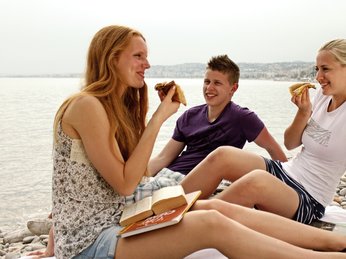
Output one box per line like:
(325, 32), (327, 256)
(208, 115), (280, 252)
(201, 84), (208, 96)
(283, 131), (297, 151)
(113, 183), (137, 197)
(116, 190), (134, 197)
(284, 141), (298, 151)
(284, 141), (293, 150)
(118, 190), (134, 197)
(147, 162), (157, 176)
(116, 186), (136, 197)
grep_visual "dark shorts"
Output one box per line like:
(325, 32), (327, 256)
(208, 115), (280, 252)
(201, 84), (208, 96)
(263, 158), (325, 224)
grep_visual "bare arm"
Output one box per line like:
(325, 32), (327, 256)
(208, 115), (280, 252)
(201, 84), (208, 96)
(254, 127), (288, 162)
(45, 226), (54, 256)
(148, 138), (185, 176)
(284, 88), (312, 150)
(62, 87), (180, 196)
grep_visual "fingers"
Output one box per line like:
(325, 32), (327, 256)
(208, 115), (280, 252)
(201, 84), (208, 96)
(291, 87), (312, 115)
(298, 87), (310, 104)
(303, 86), (310, 100)
(158, 86), (176, 102)
(27, 250), (49, 258)
(166, 85), (176, 99)
(27, 251), (43, 255)
(157, 86), (176, 101)
(25, 253), (42, 259)
(157, 90), (165, 101)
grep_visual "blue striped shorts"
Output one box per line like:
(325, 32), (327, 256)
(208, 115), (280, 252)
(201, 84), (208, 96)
(263, 158), (325, 224)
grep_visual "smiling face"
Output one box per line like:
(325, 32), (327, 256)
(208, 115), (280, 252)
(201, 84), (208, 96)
(116, 35), (150, 92)
(315, 50), (346, 97)
(203, 69), (238, 109)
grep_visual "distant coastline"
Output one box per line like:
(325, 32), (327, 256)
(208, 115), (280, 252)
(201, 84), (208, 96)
(0, 61), (315, 81)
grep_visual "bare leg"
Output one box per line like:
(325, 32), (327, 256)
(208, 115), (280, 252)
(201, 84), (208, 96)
(116, 209), (346, 259)
(181, 146), (266, 198)
(216, 169), (300, 219)
(193, 199), (346, 252)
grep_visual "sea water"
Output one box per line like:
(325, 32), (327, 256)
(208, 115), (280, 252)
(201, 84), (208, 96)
(0, 77), (307, 231)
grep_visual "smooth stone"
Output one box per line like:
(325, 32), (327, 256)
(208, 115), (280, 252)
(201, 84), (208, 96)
(4, 253), (21, 259)
(339, 188), (346, 196)
(27, 218), (52, 236)
(3, 229), (32, 244)
(23, 236), (36, 244)
(28, 243), (46, 250)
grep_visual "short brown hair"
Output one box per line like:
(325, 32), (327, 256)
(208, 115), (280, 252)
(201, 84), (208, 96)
(207, 55), (240, 84)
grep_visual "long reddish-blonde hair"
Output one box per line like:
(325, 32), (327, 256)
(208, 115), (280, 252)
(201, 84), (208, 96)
(53, 25), (149, 161)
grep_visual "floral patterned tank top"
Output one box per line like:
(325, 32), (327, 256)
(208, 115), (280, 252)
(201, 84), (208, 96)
(52, 122), (125, 258)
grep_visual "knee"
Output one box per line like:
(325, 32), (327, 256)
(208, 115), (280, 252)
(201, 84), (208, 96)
(206, 146), (237, 165)
(197, 199), (226, 211)
(184, 209), (231, 246)
(198, 209), (225, 228)
(235, 169), (270, 192)
(195, 199), (240, 218)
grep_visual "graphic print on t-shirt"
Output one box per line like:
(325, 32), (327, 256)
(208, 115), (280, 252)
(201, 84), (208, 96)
(305, 119), (331, 147)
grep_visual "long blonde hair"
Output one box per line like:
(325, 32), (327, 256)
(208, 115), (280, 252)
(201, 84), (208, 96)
(319, 39), (346, 66)
(53, 25), (149, 161)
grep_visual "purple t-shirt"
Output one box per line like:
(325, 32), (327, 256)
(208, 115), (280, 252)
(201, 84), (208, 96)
(167, 102), (264, 175)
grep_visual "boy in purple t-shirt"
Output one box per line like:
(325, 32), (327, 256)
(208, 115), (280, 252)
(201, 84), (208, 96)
(149, 55), (287, 176)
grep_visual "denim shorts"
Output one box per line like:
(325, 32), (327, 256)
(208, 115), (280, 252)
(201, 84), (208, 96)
(263, 158), (325, 224)
(73, 225), (122, 259)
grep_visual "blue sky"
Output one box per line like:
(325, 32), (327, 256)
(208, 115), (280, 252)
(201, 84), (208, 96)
(1, 0), (346, 74)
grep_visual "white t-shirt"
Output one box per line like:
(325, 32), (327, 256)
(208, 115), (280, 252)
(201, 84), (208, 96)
(282, 88), (346, 207)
